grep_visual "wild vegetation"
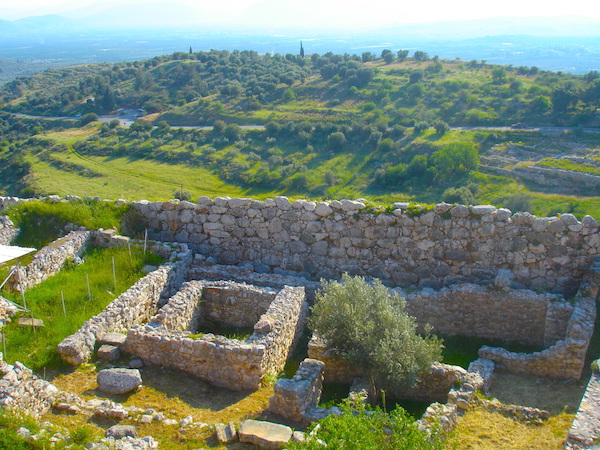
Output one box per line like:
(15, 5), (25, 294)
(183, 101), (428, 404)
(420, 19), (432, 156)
(0, 51), (599, 216)
(309, 274), (443, 394)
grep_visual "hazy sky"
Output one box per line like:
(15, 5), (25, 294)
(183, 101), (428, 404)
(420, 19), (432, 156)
(3, 0), (600, 27)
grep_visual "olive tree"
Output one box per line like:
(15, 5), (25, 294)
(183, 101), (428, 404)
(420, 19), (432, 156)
(309, 274), (443, 395)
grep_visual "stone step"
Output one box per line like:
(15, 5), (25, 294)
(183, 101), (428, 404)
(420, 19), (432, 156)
(238, 419), (292, 449)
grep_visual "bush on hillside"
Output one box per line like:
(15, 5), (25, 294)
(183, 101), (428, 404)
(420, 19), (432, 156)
(309, 274), (443, 395)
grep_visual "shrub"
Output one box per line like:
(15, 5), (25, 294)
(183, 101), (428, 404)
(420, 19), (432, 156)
(442, 186), (475, 205)
(309, 274), (442, 394)
(504, 193), (532, 212)
(288, 400), (442, 450)
(174, 188), (191, 201)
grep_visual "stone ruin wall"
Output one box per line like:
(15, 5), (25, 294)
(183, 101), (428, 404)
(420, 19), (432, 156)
(0, 215), (18, 245)
(57, 242), (193, 365)
(398, 284), (573, 348)
(10, 230), (92, 292)
(200, 282), (277, 329)
(125, 281), (308, 390)
(130, 196), (600, 295)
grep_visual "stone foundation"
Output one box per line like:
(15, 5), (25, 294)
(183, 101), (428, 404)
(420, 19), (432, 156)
(10, 230), (92, 292)
(126, 280), (308, 390)
(128, 196), (600, 295)
(565, 360), (600, 449)
(400, 284), (572, 347)
(0, 215), (18, 245)
(57, 243), (192, 365)
(479, 258), (599, 380)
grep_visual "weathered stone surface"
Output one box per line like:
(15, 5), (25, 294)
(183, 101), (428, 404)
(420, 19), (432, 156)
(125, 281), (308, 390)
(0, 215), (18, 245)
(100, 332), (127, 347)
(18, 318), (44, 328)
(238, 420), (292, 449)
(97, 344), (120, 360)
(566, 359), (600, 449)
(97, 368), (142, 394)
(106, 425), (138, 439)
(215, 422), (237, 444)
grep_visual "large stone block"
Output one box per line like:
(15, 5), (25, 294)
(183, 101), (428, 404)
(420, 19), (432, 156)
(97, 368), (142, 394)
(239, 420), (292, 449)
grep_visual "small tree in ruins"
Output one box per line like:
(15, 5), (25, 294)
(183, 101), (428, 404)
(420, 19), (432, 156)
(309, 274), (443, 396)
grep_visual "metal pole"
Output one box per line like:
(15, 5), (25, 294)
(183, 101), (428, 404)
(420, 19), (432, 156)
(112, 256), (117, 291)
(143, 229), (148, 260)
(61, 290), (66, 317)
(21, 289), (27, 310)
(86, 273), (91, 300)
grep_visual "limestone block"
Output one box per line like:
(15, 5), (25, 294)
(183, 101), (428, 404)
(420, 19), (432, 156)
(97, 368), (142, 394)
(106, 425), (138, 439)
(239, 420), (292, 450)
(215, 422), (237, 444)
(97, 345), (120, 361)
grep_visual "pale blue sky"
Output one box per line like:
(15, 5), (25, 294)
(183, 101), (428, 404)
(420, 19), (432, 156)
(2, 0), (600, 27)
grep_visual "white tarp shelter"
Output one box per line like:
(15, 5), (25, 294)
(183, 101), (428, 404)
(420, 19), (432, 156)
(0, 245), (36, 265)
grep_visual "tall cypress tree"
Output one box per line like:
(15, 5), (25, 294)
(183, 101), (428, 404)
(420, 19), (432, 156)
(300, 41), (305, 58)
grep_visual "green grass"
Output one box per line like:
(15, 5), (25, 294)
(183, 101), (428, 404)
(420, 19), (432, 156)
(441, 335), (543, 369)
(7, 200), (130, 248)
(196, 322), (255, 340)
(0, 245), (156, 370)
(536, 158), (600, 176)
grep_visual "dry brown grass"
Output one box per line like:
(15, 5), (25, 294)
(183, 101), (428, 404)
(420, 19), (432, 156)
(447, 368), (589, 449)
(49, 362), (281, 449)
(447, 407), (574, 449)
(488, 370), (587, 415)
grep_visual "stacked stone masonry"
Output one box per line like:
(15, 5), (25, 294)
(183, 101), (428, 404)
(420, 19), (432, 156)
(57, 242), (193, 365)
(10, 230), (91, 292)
(125, 280), (308, 390)
(130, 197), (600, 295)
(0, 215), (18, 245)
(397, 284), (572, 347)
(479, 258), (599, 379)
(565, 360), (600, 449)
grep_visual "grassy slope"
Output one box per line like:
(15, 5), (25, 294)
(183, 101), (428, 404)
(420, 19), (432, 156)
(12, 125), (599, 218)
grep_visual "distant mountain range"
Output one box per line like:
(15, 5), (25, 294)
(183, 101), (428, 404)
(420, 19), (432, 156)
(0, 5), (599, 79)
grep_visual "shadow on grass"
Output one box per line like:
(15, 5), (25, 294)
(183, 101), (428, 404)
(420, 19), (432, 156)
(132, 366), (253, 412)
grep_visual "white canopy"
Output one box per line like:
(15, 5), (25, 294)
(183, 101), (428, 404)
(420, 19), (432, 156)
(0, 245), (36, 265)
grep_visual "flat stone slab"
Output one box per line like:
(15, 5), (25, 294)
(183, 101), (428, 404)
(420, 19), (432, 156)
(97, 344), (120, 360)
(239, 420), (292, 449)
(99, 332), (127, 347)
(18, 318), (44, 328)
(97, 368), (142, 395)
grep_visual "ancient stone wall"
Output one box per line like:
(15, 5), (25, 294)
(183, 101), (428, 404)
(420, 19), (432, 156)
(131, 197), (600, 295)
(565, 360), (600, 449)
(10, 230), (92, 292)
(0, 353), (58, 418)
(126, 282), (308, 390)
(399, 284), (572, 347)
(0, 216), (18, 245)
(479, 259), (599, 379)
(269, 358), (338, 424)
(57, 243), (193, 365)
(201, 282), (277, 328)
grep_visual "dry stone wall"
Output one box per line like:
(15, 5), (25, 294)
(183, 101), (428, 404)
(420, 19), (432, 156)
(398, 284), (572, 347)
(10, 230), (91, 292)
(0, 216), (17, 245)
(479, 258), (599, 379)
(131, 197), (600, 295)
(57, 243), (193, 365)
(565, 359), (600, 449)
(126, 281), (308, 390)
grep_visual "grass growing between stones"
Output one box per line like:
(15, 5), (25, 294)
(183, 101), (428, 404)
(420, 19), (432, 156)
(0, 245), (153, 370)
(447, 406), (574, 449)
(7, 200), (130, 248)
(50, 363), (277, 449)
(448, 370), (587, 449)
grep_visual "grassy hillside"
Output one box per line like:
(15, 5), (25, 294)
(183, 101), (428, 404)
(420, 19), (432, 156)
(0, 50), (599, 217)
(2, 50), (600, 127)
